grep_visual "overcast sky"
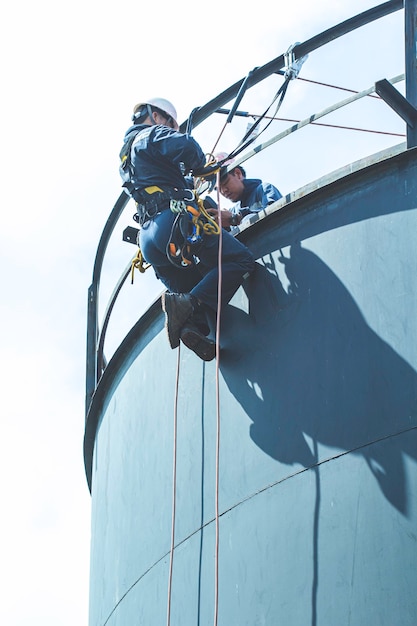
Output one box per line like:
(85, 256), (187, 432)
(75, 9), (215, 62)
(0, 1), (406, 624)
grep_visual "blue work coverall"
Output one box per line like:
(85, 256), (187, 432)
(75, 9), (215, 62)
(232, 178), (282, 223)
(120, 123), (255, 312)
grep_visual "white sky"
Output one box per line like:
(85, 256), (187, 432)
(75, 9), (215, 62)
(0, 1), (406, 624)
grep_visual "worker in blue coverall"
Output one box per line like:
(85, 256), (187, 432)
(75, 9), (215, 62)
(216, 162), (282, 231)
(119, 97), (255, 361)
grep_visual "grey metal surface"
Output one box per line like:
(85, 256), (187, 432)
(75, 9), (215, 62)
(87, 148), (417, 625)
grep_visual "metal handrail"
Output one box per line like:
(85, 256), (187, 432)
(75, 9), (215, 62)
(231, 74), (405, 173)
(85, 1), (406, 417)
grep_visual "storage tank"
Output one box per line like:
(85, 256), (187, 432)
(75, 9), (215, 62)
(84, 3), (417, 624)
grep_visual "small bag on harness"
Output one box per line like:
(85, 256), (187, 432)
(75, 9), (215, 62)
(119, 129), (141, 196)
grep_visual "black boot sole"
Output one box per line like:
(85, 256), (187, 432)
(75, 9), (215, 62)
(180, 326), (216, 361)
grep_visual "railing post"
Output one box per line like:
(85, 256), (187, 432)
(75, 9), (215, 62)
(85, 283), (98, 417)
(405, 0), (417, 147)
(84, 191), (131, 419)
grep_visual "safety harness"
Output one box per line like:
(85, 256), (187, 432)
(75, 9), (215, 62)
(133, 185), (195, 225)
(130, 185), (220, 272)
(119, 128), (222, 281)
(165, 193), (220, 268)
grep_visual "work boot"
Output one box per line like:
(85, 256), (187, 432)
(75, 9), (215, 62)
(180, 323), (216, 361)
(190, 307), (210, 337)
(162, 292), (194, 349)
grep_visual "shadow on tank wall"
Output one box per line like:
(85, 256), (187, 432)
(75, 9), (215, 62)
(219, 244), (417, 517)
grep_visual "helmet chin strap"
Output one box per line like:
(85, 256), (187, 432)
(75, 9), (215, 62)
(131, 104), (156, 124)
(133, 104), (173, 126)
(147, 104), (157, 124)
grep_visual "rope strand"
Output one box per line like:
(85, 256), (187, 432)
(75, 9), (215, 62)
(236, 113), (405, 138)
(296, 75), (381, 99)
(213, 172), (223, 626)
(166, 344), (181, 626)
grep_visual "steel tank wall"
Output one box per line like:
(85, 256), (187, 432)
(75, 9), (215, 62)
(86, 148), (417, 626)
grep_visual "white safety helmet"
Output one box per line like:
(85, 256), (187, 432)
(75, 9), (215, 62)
(132, 97), (178, 124)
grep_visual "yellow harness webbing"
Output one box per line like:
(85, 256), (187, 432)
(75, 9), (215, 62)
(131, 247), (151, 284)
(130, 190), (220, 283)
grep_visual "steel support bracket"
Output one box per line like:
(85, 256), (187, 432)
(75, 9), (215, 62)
(375, 78), (417, 128)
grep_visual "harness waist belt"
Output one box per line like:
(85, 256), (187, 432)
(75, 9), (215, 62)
(133, 187), (196, 225)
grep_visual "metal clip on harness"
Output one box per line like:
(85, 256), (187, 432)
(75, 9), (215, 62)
(170, 189), (196, 215)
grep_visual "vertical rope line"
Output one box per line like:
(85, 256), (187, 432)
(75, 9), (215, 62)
(210, 120), (229, 157)
(213, 174), (223, 626)
(167, 344), (181, 626)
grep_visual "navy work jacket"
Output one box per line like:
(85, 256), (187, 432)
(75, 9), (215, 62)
(120, 123), (207, 194)
(236, 178), (282, 218)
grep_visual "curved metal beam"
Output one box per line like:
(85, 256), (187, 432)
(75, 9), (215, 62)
(96, 262), (132, 378)
(85, 191), (131, 413)
(179, 0), (403, 133)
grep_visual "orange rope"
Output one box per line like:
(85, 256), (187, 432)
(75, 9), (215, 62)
(250, 114), (405, 137)
(166, 183), (224, 626)
(296, 75), (382, 99)
(211, 119), (229, 158)
(213, 172), (223, 626)
(166, 344), (181, 626)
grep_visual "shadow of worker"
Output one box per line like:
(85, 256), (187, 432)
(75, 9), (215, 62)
(219, 243), (417, 515)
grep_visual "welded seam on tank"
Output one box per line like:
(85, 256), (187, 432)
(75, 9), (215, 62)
(101, 423), (416, 625)
(216, 424), (417, 519)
